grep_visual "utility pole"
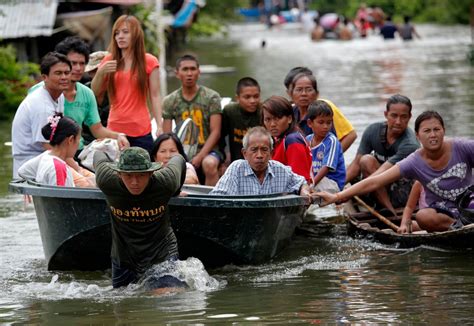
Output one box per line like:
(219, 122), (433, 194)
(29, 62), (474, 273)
(155, 0), (167, 96)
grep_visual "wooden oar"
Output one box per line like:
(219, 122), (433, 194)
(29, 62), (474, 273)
(353, 196), (399, 232)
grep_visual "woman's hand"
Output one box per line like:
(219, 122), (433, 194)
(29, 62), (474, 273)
(314, 191), (339, 207)
(116, 133), (130, 150)
(397, 220), (412, 234)
(155, 125), (163, 138)
(100, 60), (117, 75)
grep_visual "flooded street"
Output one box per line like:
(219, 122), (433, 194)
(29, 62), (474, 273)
(1, 23), (473, 323)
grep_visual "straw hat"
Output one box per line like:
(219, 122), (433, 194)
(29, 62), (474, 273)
(85, 51), (108, 73)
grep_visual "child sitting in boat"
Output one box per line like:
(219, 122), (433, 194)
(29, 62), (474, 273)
(306, 100), (346, 192)
(18, 113), (95, 187)
(151, 132), (199, 185)
(220, 77), (262, 163)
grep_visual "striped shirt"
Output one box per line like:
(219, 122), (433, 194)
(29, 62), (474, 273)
(210, 159), (305, 196)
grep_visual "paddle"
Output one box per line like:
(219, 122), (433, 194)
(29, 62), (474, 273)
(353, 196), (399, 232)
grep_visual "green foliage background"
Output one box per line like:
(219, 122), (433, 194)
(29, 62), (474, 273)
(307, 0), (473, 24)
(186, 0), (246, 37)
(0, 46), (39, 121)
(132, 0), (472, 48)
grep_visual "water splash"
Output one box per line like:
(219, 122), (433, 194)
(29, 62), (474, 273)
(138, 257), (223, 292)
(7, 258), (224, 301)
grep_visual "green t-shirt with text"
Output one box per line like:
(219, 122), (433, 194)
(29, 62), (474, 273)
(94, 152), (186, 275)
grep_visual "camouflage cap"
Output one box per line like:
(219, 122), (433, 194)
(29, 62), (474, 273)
(85, 51), (108, 73)
(112, 147), (162, 173)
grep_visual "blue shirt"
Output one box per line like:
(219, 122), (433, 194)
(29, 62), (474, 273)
(306, 132), (346, 191)
(380, 22), (398, 39)
(210, 159), (306, 196)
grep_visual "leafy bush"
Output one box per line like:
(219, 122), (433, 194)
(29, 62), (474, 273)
(0, 46), (39, 121)
(129, 4), (161, 56)
(189, 13), (224, 37)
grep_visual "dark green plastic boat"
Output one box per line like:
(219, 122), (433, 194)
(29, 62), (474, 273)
(9, 181), (308, 270)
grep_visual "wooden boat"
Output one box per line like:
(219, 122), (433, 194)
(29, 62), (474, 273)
(344, 200), (474, 249)
(9, 180), (308, 271)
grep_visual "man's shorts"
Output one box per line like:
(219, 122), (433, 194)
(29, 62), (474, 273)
(112, 259), (139, 288)
(388, 177), (414, 208)
(428, 201), (460, 219)
(355, 175), (414, 209)
(111, 255), (187, 290)
(143, 274), (188, 291)
(313, 177), (340, 193)
(196, 150), (224, 184)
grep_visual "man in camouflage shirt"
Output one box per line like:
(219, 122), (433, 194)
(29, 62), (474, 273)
(162, 54), (222, 186)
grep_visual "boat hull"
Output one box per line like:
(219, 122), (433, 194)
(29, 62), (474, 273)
(170, 195), (306, 267)
(345, 201), (474, 249)
(10, 181), (306, 270)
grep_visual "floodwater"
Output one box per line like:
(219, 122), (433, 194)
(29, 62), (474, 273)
(1, 23), (474, 324)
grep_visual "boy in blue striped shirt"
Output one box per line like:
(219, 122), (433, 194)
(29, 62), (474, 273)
(306, 100), (346, 192)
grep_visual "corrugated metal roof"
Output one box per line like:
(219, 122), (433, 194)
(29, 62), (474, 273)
(84, 0), (143, 5)
(0, 0), (58, 39)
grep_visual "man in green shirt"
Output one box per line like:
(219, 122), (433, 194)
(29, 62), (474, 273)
(94, 147), (187, 290)
(162, 54), (222, 186)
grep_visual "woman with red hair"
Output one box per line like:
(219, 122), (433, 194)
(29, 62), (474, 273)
(92, 15), (162, 151)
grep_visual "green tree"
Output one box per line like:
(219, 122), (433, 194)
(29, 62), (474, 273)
(188, 0), (247, 37)
(0, 46), (39, 121)
(309, 0), (472, 24)
(130, 4), (160, 56)
(197, 0), (247, 19)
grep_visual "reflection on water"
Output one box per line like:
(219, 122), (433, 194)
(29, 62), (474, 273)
(0, 23), (473, 323)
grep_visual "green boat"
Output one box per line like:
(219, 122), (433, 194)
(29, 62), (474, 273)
(9, 181), (308, 270)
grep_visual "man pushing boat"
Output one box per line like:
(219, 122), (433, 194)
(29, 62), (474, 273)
(94, 147), (188, 293)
